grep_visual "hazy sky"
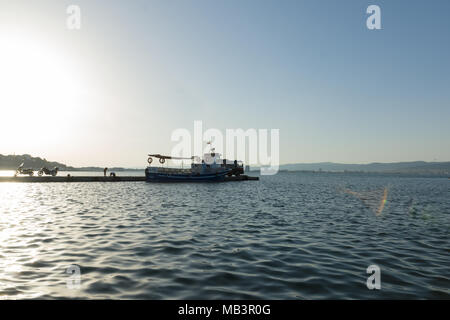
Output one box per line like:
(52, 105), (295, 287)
(0, 0), (449, 167)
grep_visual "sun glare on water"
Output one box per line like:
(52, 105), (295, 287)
(0, 32), (88, 152)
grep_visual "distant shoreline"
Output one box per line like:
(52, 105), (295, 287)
(1, 154), (450, 176)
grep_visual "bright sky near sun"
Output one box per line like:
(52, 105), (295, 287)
(0, 0), (449, 167)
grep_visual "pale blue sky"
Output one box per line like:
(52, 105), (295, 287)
(0, 0), (449, 167)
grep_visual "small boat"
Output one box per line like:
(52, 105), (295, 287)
(145, 151), (241, 182)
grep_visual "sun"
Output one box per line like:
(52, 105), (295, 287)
(0, 32), (87, 152)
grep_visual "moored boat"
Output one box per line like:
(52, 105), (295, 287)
(145, 167), (229, 182)
(145, 151), (239, 182)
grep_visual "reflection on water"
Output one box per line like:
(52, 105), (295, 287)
(0, 172), (449, 299)
(341, 187), (389, 216)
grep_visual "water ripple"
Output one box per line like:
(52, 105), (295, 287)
(0, 173), (449, 299)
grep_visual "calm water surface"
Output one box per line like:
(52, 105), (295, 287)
(0, 172), (449, 299)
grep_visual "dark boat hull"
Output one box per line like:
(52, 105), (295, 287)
(145, 170), (228, 182)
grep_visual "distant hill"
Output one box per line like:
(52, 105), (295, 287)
(279, 161), (450, 175)
(0, 154), (70, 170)
(0, 154), (140, 171)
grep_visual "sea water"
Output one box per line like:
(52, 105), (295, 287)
(0, 171), (448, 299)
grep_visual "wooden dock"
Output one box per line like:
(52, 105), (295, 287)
(0, 175), (259, 183)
